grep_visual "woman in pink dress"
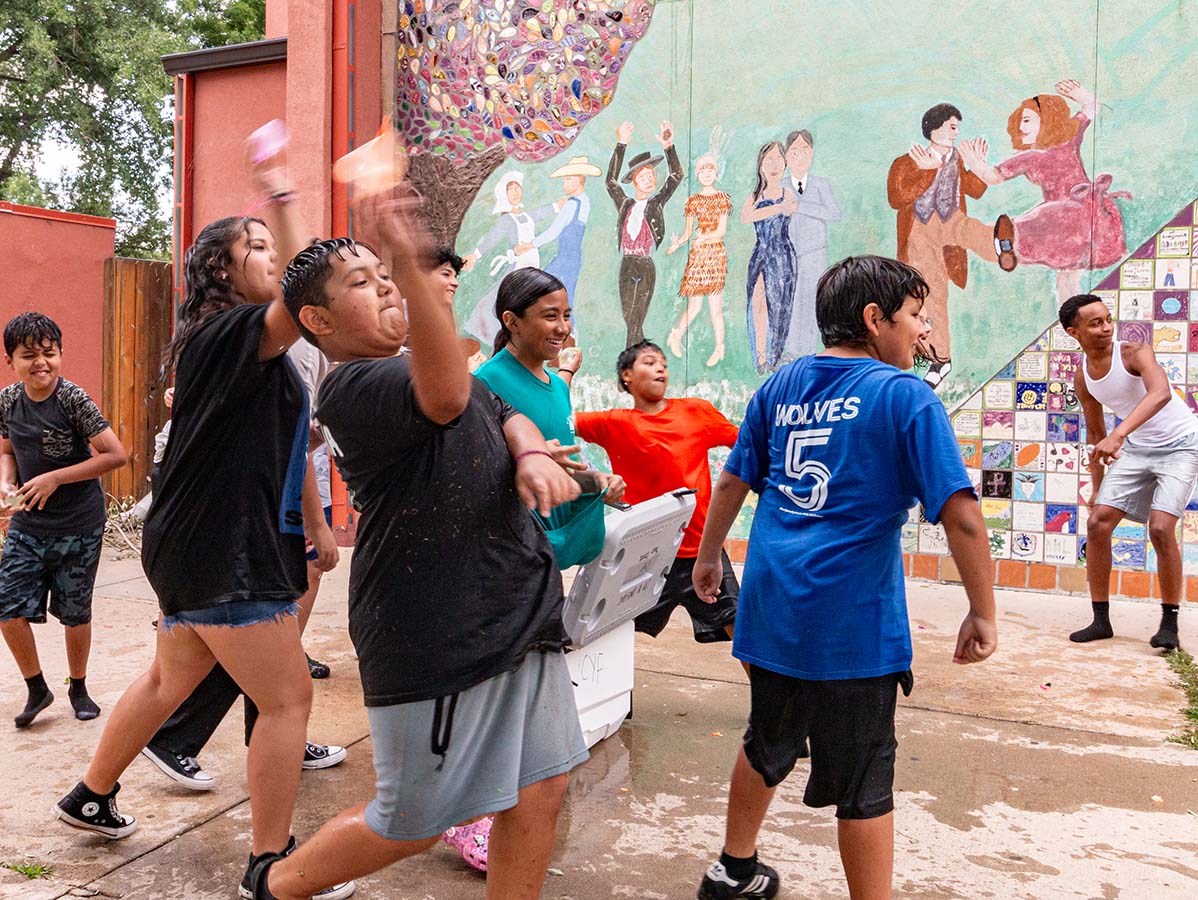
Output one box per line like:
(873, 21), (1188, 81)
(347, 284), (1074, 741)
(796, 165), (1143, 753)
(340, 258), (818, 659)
(960, 79), (1130, 301)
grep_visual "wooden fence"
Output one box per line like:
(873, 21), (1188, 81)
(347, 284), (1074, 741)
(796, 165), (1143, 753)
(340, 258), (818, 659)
(101, 258), (172, 502)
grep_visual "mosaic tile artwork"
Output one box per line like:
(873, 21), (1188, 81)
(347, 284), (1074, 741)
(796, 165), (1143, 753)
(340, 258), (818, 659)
(395, 0), (656, 161)
(927, 199), (1198, 573)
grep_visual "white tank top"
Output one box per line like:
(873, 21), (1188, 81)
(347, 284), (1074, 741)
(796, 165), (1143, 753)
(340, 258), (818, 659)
(1082, 341), (1197, 447)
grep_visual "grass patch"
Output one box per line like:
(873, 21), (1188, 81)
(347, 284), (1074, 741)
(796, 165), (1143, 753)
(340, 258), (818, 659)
(1165, 649), (1198, 750)
(2, 860), (53, 879)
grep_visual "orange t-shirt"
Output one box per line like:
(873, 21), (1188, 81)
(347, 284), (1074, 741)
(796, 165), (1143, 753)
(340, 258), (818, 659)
(574, 398), (739, 558)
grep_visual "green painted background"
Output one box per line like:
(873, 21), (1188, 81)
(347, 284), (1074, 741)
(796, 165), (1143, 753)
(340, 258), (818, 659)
(450, 0), (1198, 534)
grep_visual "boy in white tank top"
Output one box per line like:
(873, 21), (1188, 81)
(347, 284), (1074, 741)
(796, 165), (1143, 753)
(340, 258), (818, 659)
(1062, 294), (1197, 651)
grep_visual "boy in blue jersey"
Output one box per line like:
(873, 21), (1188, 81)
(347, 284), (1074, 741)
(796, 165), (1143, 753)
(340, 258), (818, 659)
(692, 255), (997, 900)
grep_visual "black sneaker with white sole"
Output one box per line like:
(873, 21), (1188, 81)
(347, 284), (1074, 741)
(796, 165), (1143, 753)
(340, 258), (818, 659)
(141, 744), (216, 791)
(239, 835), (355, 900)
(54, 780), (137, 839)
(302, 742), (346, 770)
(697, 859), (780, 899)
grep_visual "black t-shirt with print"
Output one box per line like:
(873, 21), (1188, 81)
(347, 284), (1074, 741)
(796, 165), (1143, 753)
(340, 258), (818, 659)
(142, 304), (309, 616)
(0, 378), (109, 536)
(316, 355), (567, 707)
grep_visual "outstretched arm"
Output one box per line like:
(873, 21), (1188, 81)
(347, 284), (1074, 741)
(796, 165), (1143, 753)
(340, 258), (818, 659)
(606, 122), (633, 207)
(958, 138), (1004, 187)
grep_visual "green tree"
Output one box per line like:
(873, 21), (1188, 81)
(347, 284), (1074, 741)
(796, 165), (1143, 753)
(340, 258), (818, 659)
(0, 1), (265, 259)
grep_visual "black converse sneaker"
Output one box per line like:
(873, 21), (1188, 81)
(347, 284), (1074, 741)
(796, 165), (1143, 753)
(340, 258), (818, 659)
(54, 781), (137, 839)
(141, 744), (216, 791)
(239, 836), (355, 900)
(302, 742), (347, 770)
(698, 859), (780, 899)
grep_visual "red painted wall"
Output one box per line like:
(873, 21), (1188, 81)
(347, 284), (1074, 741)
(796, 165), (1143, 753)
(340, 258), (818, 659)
(190, 61), (288, 237)
(0, 203), (115, 403)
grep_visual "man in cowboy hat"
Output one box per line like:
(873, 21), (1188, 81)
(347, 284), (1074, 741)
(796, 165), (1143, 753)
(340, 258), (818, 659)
(606, 120), (683, 347)
(521, 155), (603, 335)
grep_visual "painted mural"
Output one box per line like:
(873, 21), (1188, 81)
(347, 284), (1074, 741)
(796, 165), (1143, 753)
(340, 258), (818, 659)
(908, 199), (1198, 572)
(398, 0), (1198, 544)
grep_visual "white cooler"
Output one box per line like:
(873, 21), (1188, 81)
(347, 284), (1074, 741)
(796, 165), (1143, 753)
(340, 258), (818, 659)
(561, 489), (697, 747)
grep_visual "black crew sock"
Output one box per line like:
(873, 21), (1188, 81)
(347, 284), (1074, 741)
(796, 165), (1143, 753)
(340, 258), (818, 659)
(69, 677), (101, 720)
(1150, 603), (1181, 651)
(719, 850), (757, 881)
(15, 672), (54, 728)
(1070, 602), (1114, 643)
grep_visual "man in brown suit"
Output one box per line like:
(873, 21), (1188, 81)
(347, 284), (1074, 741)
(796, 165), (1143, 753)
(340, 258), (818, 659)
(887, 103), (1016, 388)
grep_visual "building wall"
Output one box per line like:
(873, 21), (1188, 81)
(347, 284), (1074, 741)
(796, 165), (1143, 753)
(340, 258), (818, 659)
(190, 61), (288, 235)
(0, 203), (115, 402)
(427, 0), (1198, 561)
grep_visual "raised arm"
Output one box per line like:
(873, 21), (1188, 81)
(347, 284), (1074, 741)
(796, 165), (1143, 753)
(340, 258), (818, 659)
(248, 143), (308, 361)
(957, 138), (1003, 187)
(656, 131), (684, 205)
(365, 191), (470, 424)
(606, 122), (632, 207)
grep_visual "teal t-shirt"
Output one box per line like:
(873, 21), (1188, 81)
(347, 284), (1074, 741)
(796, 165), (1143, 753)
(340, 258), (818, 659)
(474, 347), (576, 447)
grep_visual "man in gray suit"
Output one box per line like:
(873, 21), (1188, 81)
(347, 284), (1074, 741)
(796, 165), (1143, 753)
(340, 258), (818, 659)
(782, 130), (843, 361)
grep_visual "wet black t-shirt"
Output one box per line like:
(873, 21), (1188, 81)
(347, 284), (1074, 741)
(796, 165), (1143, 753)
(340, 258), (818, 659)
(316, 355), (567, 706)
(0, 379), (109, 536)
(142, 305), (309, 615)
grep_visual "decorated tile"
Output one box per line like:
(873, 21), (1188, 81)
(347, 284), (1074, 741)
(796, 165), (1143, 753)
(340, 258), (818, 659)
(1044, 503), (1079, 534)
(1044, 472), (1078, 503)
(1183, 543), (1198, 576)
(1017, 354), (1048, 380)
(952, 409), (982, 438)
(1117, 320), (1152, 344)
(1158, 227), (1192, 257)
(1012, 501), (1045, 532)
(1044, 534), (1078, 566)
(982, 441), (1013, 470)
(919, 523), (949, 556)
(981, 470), (1012, 499)
(984, 381), (1015, 409)
(1049, 351), (1081, 381)
(1050, 324), (1080, 351)
(959, 440), (982, 468)
(1111, 538), (1146, 570)
(982, 410), (1014, 439)
(1010, 531), (1043, 562)
(1013, 442), (1045, 471)
(1045, 380), (1078, 412)
(1155, 289), (1189, 317)
(988, 529), (1011, 559)
(1158, 353), (1186, 384)
(1114, 521), (1147, 539)
(1012, 471), (1045, 501)
(1120, 259), (1153, 289)
(1118, 290), (1154, 320)
(1045, 442), (1081, 473)
(981, 499), (1012, 529)
(901, 523), (919, 553)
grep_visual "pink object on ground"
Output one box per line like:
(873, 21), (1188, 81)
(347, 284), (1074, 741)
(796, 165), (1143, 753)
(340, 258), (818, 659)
(442, 816), (492, 872)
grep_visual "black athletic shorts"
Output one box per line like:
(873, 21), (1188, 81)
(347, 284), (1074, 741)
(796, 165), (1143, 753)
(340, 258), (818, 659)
(634, 550), (738, 643)
(742, 665), (914, 819)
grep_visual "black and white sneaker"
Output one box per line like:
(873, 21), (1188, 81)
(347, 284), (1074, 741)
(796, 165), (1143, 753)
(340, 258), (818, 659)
(239, 835), (355, 900)
(54, 780), (137, 839)
(302, 742), (347, 770)
(697, 859), (780, 899)
(141, 744), (216, 791)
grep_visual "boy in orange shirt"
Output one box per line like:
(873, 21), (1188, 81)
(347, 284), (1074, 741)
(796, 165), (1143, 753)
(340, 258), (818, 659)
(574, 341), (740, 642)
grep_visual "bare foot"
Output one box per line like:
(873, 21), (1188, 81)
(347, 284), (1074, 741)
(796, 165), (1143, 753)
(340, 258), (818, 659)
(668, 328), (684, 358)
(706, 345), (724, 367)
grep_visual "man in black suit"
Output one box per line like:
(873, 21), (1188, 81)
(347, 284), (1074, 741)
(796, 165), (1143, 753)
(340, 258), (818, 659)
(606, 120), (683, 347)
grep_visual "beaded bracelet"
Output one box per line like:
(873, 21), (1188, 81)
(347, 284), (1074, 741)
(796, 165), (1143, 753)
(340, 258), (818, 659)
(515, 449), (554, 465)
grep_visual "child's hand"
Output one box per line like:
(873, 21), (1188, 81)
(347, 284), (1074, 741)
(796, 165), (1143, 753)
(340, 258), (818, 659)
(164, 387), (175, 410)
(691, 558), (723, 605)
(545, 439), (587, 472)
(557, 347), (582, 373)
(953, 613), (997, 664)
(15, 472), (62, 511)
(307, 523), (340, 573)
(595, 471), (627, 505)
(515, 451), (581, 517)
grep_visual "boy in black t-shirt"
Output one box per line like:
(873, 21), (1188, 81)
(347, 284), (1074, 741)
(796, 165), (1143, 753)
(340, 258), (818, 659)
(0, 313), (128, 727)
(247, 196), (586, 900)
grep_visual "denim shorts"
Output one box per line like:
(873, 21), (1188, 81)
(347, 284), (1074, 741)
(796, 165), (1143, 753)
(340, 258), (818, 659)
(1094, 432), (1198, 522)
(0, 527), (105, 627)
(159, 599), (298, 632)
(364, 650), (589, 841)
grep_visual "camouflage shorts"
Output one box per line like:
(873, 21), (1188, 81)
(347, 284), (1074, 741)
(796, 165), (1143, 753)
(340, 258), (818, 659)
(0, 528), (104, 627)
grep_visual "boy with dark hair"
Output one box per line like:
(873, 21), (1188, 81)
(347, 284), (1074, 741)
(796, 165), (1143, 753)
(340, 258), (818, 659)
(0, 312), (128, 727)
(249, 195), (586, 900)
(573, 340), (741, 643)
(1061, 293), (1195, 650)
(691, 255), (997, 899)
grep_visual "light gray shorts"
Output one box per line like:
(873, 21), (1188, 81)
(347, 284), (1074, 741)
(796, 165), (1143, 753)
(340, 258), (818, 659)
(1094, 432), (1198, 522)
(364, 650), (589, 841)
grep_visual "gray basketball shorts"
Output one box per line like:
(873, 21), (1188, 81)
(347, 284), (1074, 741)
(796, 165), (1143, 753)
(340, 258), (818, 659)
(364, 649), (589, 841)
(1094, 432), (1198, 522)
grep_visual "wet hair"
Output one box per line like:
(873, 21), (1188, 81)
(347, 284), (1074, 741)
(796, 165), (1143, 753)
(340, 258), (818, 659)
(784, 129), (814, 152)
(921, 103), (963, 139)
(1058, 293), (1106, 329)
(1007, 94), (1079, 150)
(615, 340), (665, 393)
(281, 238), (379, 346)
(491, 267), (566, 355)
(161, 216), (265, 378)
(751, 141), (786, 203)
(4, 311), (62, 357)
(434, 246), (465, 275)
(816, 255), (929, 348)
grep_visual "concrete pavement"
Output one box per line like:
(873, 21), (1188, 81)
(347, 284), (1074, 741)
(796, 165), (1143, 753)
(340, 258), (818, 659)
(1, 548), (1196, 899)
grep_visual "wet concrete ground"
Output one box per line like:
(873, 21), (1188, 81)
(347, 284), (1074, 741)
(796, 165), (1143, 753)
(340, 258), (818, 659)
(2, 549), (1196, 899)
